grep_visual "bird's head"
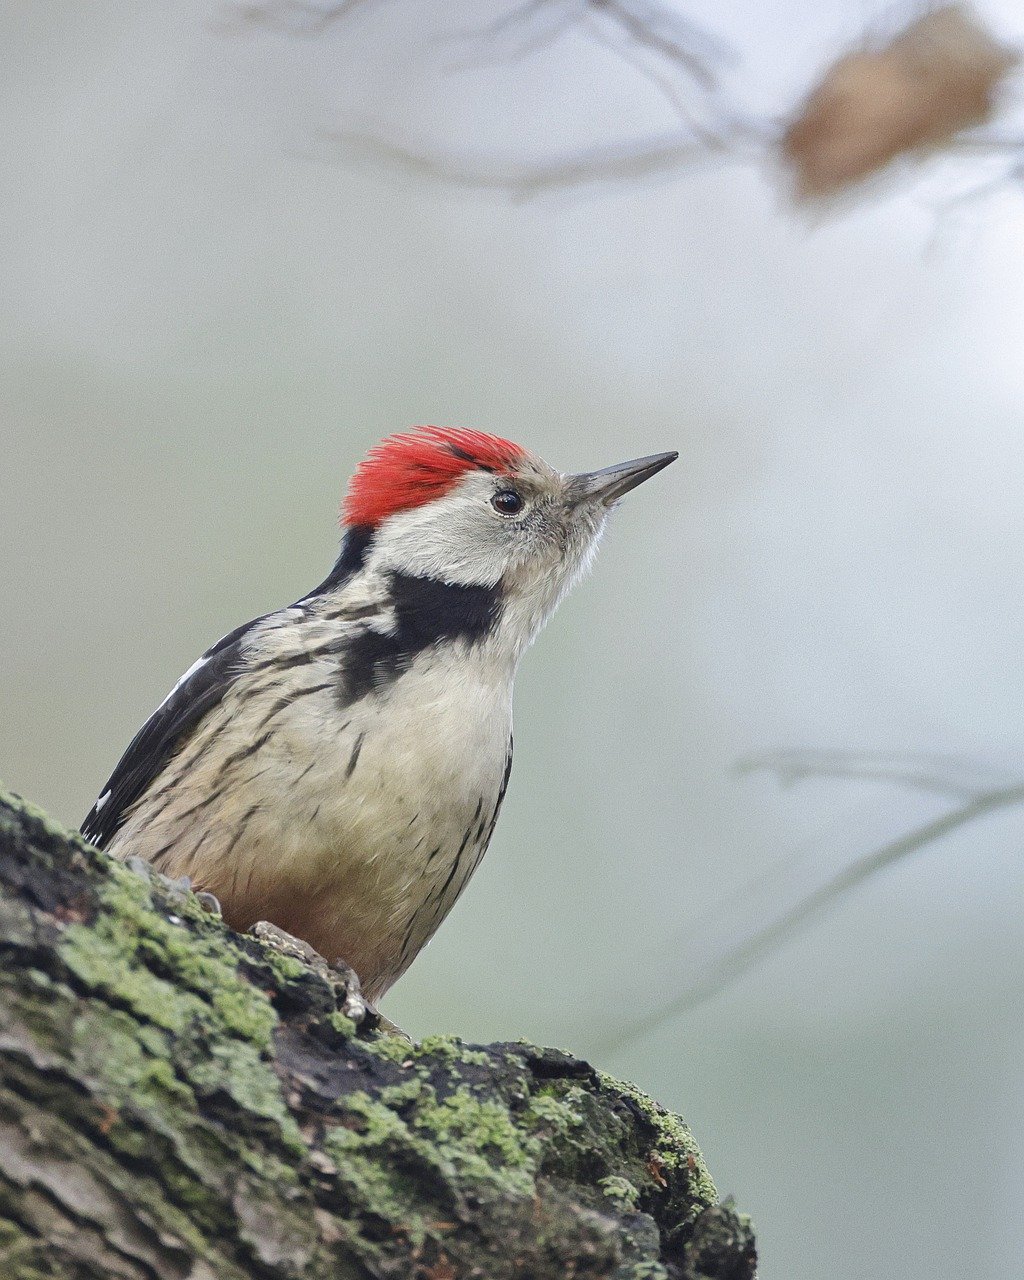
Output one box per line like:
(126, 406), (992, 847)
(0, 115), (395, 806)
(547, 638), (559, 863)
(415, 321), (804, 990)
(342, 427), (676, 655)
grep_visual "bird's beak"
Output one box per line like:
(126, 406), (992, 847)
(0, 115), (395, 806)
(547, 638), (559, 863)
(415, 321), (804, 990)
(567, 451), (678, 507)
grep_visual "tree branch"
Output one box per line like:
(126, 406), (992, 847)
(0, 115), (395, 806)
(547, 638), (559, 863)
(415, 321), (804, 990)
(595, 756), (1024, 1057)
(0, 789), (755, 1278)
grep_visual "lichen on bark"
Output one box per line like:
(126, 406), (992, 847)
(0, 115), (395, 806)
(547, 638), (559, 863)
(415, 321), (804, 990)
(0, 788), (756, 1279)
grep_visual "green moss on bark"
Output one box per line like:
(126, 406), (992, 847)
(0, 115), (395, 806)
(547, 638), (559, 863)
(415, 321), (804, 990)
(0, 788), (756, 1279)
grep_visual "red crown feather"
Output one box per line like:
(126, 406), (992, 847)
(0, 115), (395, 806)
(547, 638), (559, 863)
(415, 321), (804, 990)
(343, 427), (525, 527)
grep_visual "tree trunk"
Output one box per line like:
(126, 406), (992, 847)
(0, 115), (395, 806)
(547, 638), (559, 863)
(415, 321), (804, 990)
(0, 789), (756, 1279)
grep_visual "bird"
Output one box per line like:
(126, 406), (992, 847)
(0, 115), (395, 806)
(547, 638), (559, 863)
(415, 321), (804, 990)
(82, 427), (676, 1014)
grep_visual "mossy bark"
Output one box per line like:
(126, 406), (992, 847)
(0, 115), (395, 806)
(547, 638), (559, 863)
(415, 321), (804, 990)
(0, 789), (756, 1280)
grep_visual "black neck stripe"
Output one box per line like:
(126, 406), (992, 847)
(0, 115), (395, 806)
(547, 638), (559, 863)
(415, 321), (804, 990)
(339, 572), (501, 705)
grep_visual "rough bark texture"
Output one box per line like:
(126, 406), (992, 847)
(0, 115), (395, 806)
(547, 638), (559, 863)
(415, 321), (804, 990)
(0, 788), (757, 1280)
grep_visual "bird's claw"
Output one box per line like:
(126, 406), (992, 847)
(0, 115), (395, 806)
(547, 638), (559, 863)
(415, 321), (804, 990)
(249, 919), (324, 966)
(329, 958), (370, 1024)
(249, 921), (374, 1027)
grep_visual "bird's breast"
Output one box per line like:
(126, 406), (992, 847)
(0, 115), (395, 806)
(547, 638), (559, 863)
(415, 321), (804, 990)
(111, 638), (515, 1002)
(223, 646), (514, 997)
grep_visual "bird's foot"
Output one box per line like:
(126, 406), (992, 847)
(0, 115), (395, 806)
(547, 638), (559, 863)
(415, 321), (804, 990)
(124, 858), (222, 916)
(249, 920), (374, 1028)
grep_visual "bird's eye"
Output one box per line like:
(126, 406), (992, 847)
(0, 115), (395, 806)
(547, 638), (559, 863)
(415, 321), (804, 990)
(491, 489), (524, 516)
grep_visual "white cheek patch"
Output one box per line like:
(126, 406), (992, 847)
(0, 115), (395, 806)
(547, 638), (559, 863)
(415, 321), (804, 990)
(359, 462), (609, 661)
(370, 473), (517, 588)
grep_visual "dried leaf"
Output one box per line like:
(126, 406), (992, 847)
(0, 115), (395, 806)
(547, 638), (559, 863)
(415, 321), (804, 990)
(782, 4), (1018, 199)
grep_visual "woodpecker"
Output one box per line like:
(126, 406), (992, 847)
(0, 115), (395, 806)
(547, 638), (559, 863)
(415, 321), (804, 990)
(82, 428), (676, 1010)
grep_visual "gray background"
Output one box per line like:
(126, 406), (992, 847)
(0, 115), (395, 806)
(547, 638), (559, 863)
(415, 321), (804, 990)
(2, 2), (1022, 1276)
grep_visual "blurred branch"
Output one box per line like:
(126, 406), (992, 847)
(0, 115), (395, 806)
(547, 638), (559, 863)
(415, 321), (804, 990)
(737, 748), (1020, 801)
(225, 0), (374, 35)
(320, 126), (758, 198)
(577, 2), (746, 140)
(450, 0), (585, 64)
(249, 0), (1024, 209)
(586, 0), (728, 89)
(595, 756), (1024, 1057)
(319, 0), (763, 193)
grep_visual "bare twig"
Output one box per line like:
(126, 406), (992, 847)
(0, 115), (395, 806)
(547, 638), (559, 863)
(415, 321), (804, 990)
(320, 127), (756, 198)
(229, 0), (1024, 206)
(224, 0), (375, 35)
(586, 0), (729, 91)
(449, 0), (583, 63)
(454, 0), (728, 86)
(737, 748), (1020, 801)
(594, 760), (1024, 1058)
(580, 11), (729, 138)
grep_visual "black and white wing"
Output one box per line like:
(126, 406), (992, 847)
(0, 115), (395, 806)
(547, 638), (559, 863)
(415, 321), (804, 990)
(81, 616), (263, 849)
(81, 528), (374, 850)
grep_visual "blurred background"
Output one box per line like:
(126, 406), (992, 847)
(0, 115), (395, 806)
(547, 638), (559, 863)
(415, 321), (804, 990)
(3, 1), (1024, 1276)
